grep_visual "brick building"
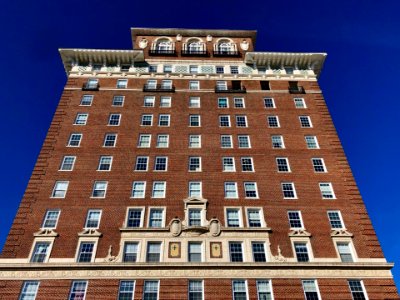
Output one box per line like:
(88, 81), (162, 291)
(0, 28), (398, 299)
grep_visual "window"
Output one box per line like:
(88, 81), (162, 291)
(132, 181), (146, 198)
(285, 67), (294, 74)
(229, 243), (243, 262)
(92, 64), (102, 71)
(158, 114), (170, 126)
(146, 242), (161, 262)
(42, 210), (60, 229)
(188, 209), (202, 226)
(225, 182), (238, 198)
(143, 280), (159, 300)
(60, 156), (76, 171)
(117, 79), (128, 88)
(218, 97), (229, 108)
(141, 114), (153, 126)
(118, 281), (135, 300)
(348, 280), (367, 300)
(152, 181), (166, 198)
(91, 181), (107, 198)
(337, 242), (354, 262)
(226, 208), (241, 227)
(236, 115), (247, 127)
(80, 95), (93, 106)
(135, 156), (149, 171)
(127, 208), (144, 227)
(281, 182), (297, 199)
(234, 97), (245, 108)
(120, 64), (130, 72)
(189, 115), (201, 126)
(98, 156), (112, 171)
(189, 181), (202, 197)
(319, 182), (335, 199)
(312, 158), (327, 172)
(163, 65), (172, 73)
(189, 80), (200, 90)
(30, 242), (50, 263)
(146, 79), (157, 89)
(271, 135), (285, 149)
(294, 98), (306, 108)
(77, 242), (95, 262)
(216, 66), (224, 74)
(252, 242), (267, 262)
(247, 209), (262, 228)
(260, 81), (270, 90)
(294, 242), (309, 262)
(85, 210), (101, 228)
(68, 281), (88, 300)
(305, 136), (319, 149)
(267, 116), (279, 127)
(160, 96), (171, 107)
(219, 115), (231, 127)
(302, 280), (320, 300)
(138, 134), (151, 148)
(51, 181), (69, 198)
(188, 157), (201, 172)
(216, 80), (227, 91)
(149, 65), (157, 73)
(232, 280), (247, 300)
(327, 211), (344, 229)
(19, 281), (40, 300)
(288, 211), (303, 229)
(189, 135), (201, 148)
(242, 182), (258, 199)
(156, 134), (169, 148)
(241, 157), (254, 172)
(68, 133), (82, 147)
(276, 157), (291, 172)
(104, 133), (117, 147)
(188, 242), (202, 262)
(144, 96), (155, 107)
(256, 280), (273, 300)
(221, 135), (233, 148)
(149, 208), (164, 228)
(264, 98), (275, 108)
(299, 116), (312, 128)
(189, 96), (201, 108)
(113, 95), (125, 106)
(108, 114), (121, 126)
(222, 157), (235, 172)
(154, 157), (167, 171)
(230, 66), (239, 74)
(188, 280), (203, 300)
(74, 113), (88, 125)
(189, 65), (198, 74)
(86, 78), (98, 89)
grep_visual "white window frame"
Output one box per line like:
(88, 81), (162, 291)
(51, 181), (69, 198)
(219, 115), (231, 127)
(246, 207), (266, 228)
(108, 113), (121, 126)
(147, 207), (166, 228)
(225, 207), (243, 227)
(91, 181), (108, 198)
(335, 240), (357, 262)
(158, 114), (170, 127)
(59, 156), (76, 171)
(327, 210), (345, 229)
(312, 158), (327, 173)
(281, 182), (297, 199)
(276, 157), (291, 172)
(138, 134), (151, 148)
(19, 281), (40, 300)
(221, 135), (233, 148)
(224, 182), (238, 199)
(67, 133), (82, 147)
(189, 96), (201, 108)
(131, 181), (146, 198)
(251, 241), (267, 262)
(189, 134), (201, 148)
(156, 134), (169, 148)
(74, 113), (88, 125)
(143, 96), (155, 107)
(234, 97), (245, 108)
(188, 280), (204, 300)
(80, 95), (93, 106)
(143, 280), (160, 300)
(287, 211), (304, 229)
(241, 157), (254, 172)
(319, 182), (336, 199)
(75, 239), (98, 263)
(271, 135), (285, 149)
(29, 240), (53, 263)
(152, 181), (166, 198)
(235, 115), (248, 127)
(189, 114), (201, 127)
(238, 135), (251, 148)
(229, 243), (245, 263)
(160, 96), (171, 107)
(218, 97), (229, 108)
(189, 181), (202, 197)
(348, 280), (368, 300)
(112, 95), (125, 107)
(244, 182), (259, 199)
(118, 280), (136, 299)
(264, 98), (275, 108)
(125, 207), (145, 228)
(41, 210), (61, 229)
(232, 280), (248, 299)
(145, 242), (163, 262)
(299, 116), (313, 128)
(222, 157), (236, 172)
(305, 135), (319, 149)
(154, 156), (168, 171)
(256, 280), (274, 300)
(141, 114), (153, 126)
(188, 242), (203, 262)
(97, 156), (113, 171)
(84, 209), (102, 229)
(294, 98), (306, 108)
(189, 80), (200, 90)
(103, 133), (117, 147)
(302, 280), (321, 300)
(292, 240), (313, 262)
(116, 79), (128, 88)
(267, 116), (280, 128)
(135, 156), (149, 171)
(68, 281), (88, 300)
(188, 156), (202, 172)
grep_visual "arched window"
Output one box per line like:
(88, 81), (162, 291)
(151, 38), (175, 55)
(183, 38), (206, 56)
(214, 39), (237, 56)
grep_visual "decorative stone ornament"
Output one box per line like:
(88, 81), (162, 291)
(139, 38), (148, 49)
(170, 218), (182, 236)
(209, 218), (221, 236)
(240, 40), (249, 50)
(176, 34), (182, 41)
(206, 35), (212, 42)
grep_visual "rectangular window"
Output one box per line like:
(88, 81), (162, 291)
(108, 114), (121, 126)
(327, 211), (344, 229)
(225, 182), (238, 198)
(247, 209), (262, 227)
(60, 156), (76, 171)
(68, 281), (87, 300)
(189, 181), (202, 197)
(241, 157), (254, 172)
(120, 64), (130, 71)
(281, 182), (297, 199)
(288, 211), (303, 229)
(127, 208), (143, 227)
(147, 79), (157, 89)
(189, 115), (201, 126)
(220, 135), (233, 148)
(302, 280), (320, 300)
(222, 157), (235, 172)
(256, 280), (273, 300)
(229, 243), (244, 262)
(294, 243), (309, 262)
(113, 95), (125, 106)
(305, 136), (319, 149)
(230, 66), (239, 74)
(348, 280), (367, 300)
(319, 182), (335, 199)
(271, 135), (284, 149)
(80, 95), (93, 106)
(299, 116), (312, 128)
(85, 209), (101, 228)
(219, 115), (231, 127)
(149, 208), (164, 228)
(141, 114), (153, 126)
(189, 65), (198, 74)
(226, 208), (241, 227)
(42, 210), (60, 229)
(189, 135), (201, 148)
(146, 242), (161, 262)
(156, 134), (169, 148)
(51, 181), (69, 198)
(188, 242), (202, 262)
(154, 156), (167, 171)
(188, 157), (201, 172)
(138, 134), (151, 148)
(104, 133), (117, 147)
(77, 242), (95, 262)
(337, 242), (354, 262)
(143, 280), (159, 300)
(189, 96), (201, 108)
(19, 281), (40, 300)
(74, 113), (88, 125)
(158, 114), (170, 126)
(260, 81), (270, 90)
(252, 242), (267, 262)
(216, 66), (224, 74)
(135, 156), (149, 171)
(143, 96), (155, 107)
(189, 80), (200, 90)
(236, 115), (247, 127)
(234, 97), (245, 108)
(218, 97), (229, 108)
(118, 280), (135, 300)
(98, 156), (112, 171)
(294, 98), (306, 108)
(86, 78), (98, 89)
(117, 79), (128, 88)
(92, 181), (107, 198)
(264, 98), (275, 108)
(216, 80), (227, 90)
(232, 280), (247, 300)
(30, 242), (50, 263)
(160, 96), (171, 107)
(163, 65), (172, 73)
(276, 157), (290, 172)
(92, 64), (102, 71)
(131, 181), (146, 198)
(149, 65), (157, 73)
(244, 182), (258, 198)
(312, 158), (327, 172)
(152, 181), (166, 198)
(188, 209), (202, 226)
(68, 133), (82, 147)
(188, 280), (203, 300)
(267, 116), (280, 127)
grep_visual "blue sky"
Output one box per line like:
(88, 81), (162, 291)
(1, 0), (399, 289)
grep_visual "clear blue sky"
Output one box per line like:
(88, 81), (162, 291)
(1, 0), (399, 289)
